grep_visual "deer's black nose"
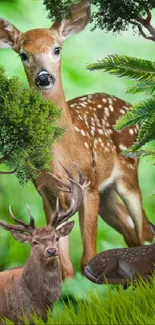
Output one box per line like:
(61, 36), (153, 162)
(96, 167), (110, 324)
(84, 265), (98, 283)
(35, 71), (55, 89)
(46, 247), (58, 257)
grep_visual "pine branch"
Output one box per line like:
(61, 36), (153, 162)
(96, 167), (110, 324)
(88, 55), (155, 81)
(127, 80), (155, 95)
(115, 98), (155, 130)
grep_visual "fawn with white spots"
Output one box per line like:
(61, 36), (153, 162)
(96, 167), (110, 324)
(85, 222), (155, 287)
(0, 0), (153, 280)
(0, 167), (87, 325)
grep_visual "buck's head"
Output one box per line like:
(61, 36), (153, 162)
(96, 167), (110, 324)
(0, 165), (88, 264)
(0, 0), (90, 92)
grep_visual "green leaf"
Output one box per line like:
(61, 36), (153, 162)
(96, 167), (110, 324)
(115, 98), (155, 130)
(88, 55), (155, 81)
(127, 80), (155, 95)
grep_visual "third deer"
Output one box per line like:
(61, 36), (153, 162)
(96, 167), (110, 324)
(0, 166), (87, 324)
(84, 222), (155, 286)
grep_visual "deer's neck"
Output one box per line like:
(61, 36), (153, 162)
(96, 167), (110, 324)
(21, 251), (62, 306)
(42, 76), (73, 130)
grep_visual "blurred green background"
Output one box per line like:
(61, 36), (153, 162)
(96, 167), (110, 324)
(0, 0), (155, 296)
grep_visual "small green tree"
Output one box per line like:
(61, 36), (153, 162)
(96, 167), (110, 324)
(0, 66), (63, 184)
(42, 0), (155, 42)
(88, 55), (155, 159)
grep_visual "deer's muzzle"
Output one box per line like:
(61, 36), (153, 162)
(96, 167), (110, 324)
(46, 247), (58, 257)
(35, 71), (55, 89)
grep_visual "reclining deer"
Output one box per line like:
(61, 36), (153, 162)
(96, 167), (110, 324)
(0, 167), (87, 325)
(0, 0), (153, 280)
(85, 221), (155, 287)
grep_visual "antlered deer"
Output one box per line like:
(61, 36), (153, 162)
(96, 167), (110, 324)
(0, 167), (87, 325)
(0, 0), (153, 280)
(85, 222), (155, 286)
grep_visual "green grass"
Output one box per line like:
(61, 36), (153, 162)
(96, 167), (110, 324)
(2, 276), (155, 324)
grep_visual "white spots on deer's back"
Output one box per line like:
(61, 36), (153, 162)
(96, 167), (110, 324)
(129, 128), (134, 135)
(104, 107), (110, 117)
(70, 94), (134, 159)
(98, 129), (104, 135)
(81, 129), (86, 136)
(120, 109), (125, 115)
(79, 96), (87, 101)
(119, 144), (127, 151)
(123, 105), (130, 111)
(74, 126), (80, 132)
(109, 105), (114, 112)
(84, 142), (89, 149)
(91, 127), (95, 137)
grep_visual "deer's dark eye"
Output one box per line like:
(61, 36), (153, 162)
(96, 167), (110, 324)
(19, 52), (28, 61)
(33, 240), (39, 246)
(53, 47), (61, 55)
(56, 236), (59, 242)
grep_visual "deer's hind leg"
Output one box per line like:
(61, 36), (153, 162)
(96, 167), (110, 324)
(99, 188), (141, 247)
(115, 163), (153, 246)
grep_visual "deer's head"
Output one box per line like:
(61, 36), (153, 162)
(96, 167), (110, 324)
(0, 1), (90, 94)
(0, 165), (88, 263)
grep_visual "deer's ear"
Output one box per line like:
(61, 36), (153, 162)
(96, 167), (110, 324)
(0, 19), (21, 50)
(51, 0), (90, 40)
(11, 231), (31, 243)
(56, 221), (75, 237)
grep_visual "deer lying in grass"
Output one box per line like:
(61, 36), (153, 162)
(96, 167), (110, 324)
(84, 222), (155, 287)
(0, 166), (87, 325)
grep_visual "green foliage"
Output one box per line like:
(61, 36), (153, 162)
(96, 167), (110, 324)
(0, 66), (63, 184)
(42, 0), (77, 21)
(88, 55), (155, 81)
(90, 0), (155, 34)
(2, 275), (155, 324)
(88, 54), (155, 157)
(42, 0), (155, 37)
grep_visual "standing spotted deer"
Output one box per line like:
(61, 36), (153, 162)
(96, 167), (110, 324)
(0, 0), (153, 280)
(0, 167), (87, 325)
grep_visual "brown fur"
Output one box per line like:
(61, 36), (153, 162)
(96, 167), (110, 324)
(0, 0), (153, 280)
(0, 224), (72, 324)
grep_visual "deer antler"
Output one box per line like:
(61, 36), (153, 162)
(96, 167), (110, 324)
(48, 163), (89, 228)
(0, 205), (35, 233)
(0, 165), (88, 233)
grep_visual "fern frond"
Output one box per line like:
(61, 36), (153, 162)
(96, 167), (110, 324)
(122, 139), (155, 162)
(127, 80), (155, 95)
(137, 114), (155, 148)
(121, 115), (155, 155)
(88, 55), (155, 81)
(115, 98), (155, 130)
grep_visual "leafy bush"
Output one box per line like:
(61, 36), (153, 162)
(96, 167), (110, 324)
(0, 66), (63, 184)
(42, 0), (155, 41)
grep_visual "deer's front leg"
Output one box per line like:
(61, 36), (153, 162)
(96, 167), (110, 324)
(79, 189), (99, 273)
